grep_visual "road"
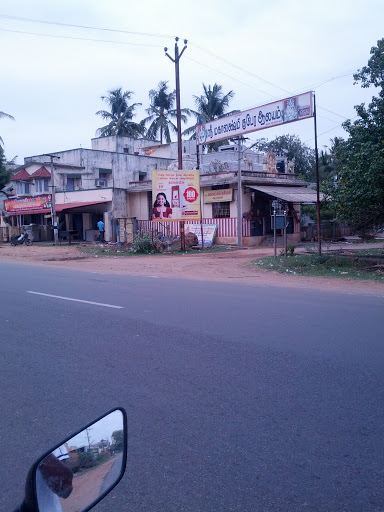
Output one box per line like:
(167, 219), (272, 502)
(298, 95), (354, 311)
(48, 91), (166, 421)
(1, 261), (383, 512)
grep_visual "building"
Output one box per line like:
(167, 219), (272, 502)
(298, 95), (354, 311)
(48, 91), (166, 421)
(1, 135), (319, 245)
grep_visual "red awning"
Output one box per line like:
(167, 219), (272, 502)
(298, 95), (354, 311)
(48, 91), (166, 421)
(56, 201), (110, 212)
(6, 201), (109, 216)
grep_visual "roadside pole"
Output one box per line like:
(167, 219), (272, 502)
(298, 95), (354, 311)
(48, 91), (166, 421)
(45, 153), (60, 245)
(237, 137), (242, 248)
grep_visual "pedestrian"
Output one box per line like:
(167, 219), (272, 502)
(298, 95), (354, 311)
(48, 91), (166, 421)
(97, 219), (105, 243)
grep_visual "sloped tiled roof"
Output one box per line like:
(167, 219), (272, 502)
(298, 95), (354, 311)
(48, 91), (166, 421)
(31, 166), (51, 178)
(10, 169), (32, 181)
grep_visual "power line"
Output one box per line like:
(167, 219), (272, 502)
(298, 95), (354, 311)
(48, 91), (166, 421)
(185, 55), (275, 99)
(0, 27), (164, 47)
(0, 14), (173, 39)
(1, 14), (359, 124)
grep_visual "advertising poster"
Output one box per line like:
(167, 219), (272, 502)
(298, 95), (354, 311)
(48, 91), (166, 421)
(4, 195), (52, 212)
(152, 170), (201, 222)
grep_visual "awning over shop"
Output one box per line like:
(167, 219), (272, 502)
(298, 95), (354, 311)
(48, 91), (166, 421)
(56, 201), (110, 212)
(247, 185), (323, 203)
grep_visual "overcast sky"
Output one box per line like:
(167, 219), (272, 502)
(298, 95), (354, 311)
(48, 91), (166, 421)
(1, 0), (383, 164)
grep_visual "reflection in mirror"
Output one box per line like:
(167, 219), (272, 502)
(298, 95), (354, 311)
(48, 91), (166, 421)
(36, 409), (125, 512)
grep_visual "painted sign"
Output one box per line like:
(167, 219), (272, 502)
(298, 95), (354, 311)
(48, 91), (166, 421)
(185, 224), (217, 246)
(4, 195), (52, 212)
(204, 189), (233, 203)
(196, 92), (313, 145)
(152, 170), (201, 222)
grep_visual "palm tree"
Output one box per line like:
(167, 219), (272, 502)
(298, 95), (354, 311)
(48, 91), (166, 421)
(194, 83), (235, 122)
(96, 88), (144, 138)
(143, 81), (193, 144)
(0, 110), (15, 147)
(182, 83), (237, 150)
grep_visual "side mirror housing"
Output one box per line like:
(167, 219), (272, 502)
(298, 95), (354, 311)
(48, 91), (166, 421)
(16, 408), (127, 512)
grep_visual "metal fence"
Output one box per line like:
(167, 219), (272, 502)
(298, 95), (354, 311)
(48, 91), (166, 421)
(138, 218), (251, 238)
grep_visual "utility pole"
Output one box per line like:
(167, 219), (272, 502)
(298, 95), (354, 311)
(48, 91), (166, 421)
(165, 37), (188, 250)
(44, 154), (60, 245)
(164, 37), (187, 171)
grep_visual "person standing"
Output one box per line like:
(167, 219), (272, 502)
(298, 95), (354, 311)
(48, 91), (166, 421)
(97, 219), (105, 242)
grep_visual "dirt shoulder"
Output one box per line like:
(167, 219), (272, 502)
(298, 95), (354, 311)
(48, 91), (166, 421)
(1, 242), (384, 296)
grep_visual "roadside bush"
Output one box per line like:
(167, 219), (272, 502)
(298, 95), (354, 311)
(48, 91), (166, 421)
(130, 232), (157, 254)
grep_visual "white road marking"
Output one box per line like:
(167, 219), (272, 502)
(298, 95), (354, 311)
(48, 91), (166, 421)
(26, 291), (124, 309)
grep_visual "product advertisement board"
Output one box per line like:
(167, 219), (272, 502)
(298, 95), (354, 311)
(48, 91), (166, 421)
(196, 92), (313, 145)
(151, 170), (201, 222)
(4, 195), (52, 212)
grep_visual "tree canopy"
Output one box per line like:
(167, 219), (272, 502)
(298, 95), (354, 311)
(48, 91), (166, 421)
(183, 83), (237, 150)
(326, 38), (384, 233)
(0, 109), (15, 148)
(0, 146), (12, 189)
(96, 88), (145, 138)
(143, 81), (192, 144)
(255, 134), (316, 180)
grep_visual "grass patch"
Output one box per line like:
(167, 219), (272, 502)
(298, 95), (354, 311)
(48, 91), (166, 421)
(252, 251), (384, 281)
(78, 243), (236, 257)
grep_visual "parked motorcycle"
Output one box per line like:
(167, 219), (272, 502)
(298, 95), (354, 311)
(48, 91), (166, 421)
(11, 232), (33, 246)
(13, 407), (127, 512)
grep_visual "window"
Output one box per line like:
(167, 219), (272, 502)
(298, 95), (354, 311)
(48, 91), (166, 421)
(211, 185), (231, 218)
(16, 181), (30, 195)
(99, 173), (109, 185)
(212, 202), (230, 218)
(66, 178), (75, 191)
(35, 178), (49, 193)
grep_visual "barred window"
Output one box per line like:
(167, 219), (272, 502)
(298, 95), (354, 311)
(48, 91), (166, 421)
(212, 201), (230, 218)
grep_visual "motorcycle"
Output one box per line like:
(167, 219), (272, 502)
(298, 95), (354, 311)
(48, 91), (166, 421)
(11, 232), (33, 246)
(13, 407), (127, 512)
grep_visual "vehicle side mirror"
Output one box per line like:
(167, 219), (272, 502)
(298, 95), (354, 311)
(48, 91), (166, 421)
(16, 408), (127, 512)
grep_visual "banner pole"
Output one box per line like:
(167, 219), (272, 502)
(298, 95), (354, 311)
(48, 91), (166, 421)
(237, 137), (242, 248)
(313, 92), (322, 256)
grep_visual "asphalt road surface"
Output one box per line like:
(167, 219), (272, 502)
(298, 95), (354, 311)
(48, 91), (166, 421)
(1, 262), (383, 512)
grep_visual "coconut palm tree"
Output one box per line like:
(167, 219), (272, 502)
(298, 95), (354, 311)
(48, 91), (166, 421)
(96, 88), (144, 138)
(194, 83), (235, 122)
(0, 110), (15, 147)
(182, 83), (237, 150)
(143, 81), (193, 144)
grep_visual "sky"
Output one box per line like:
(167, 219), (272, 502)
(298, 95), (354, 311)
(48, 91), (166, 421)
(1, 0), (383, 164)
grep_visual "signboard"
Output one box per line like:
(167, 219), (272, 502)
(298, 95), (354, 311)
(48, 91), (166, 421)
(196, 92), (313, 145)
(185, 224), (217, 246)
(152, 170), (201, 222)
(204, 189), (233, 203)
(4, 195), (52, 213)
(271, 215), (287, 229)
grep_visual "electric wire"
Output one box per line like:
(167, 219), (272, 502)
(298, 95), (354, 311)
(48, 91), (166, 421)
(0, 27), (165, 47)
(0, 14), (173, 39)
(0, 14), (361, 141)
